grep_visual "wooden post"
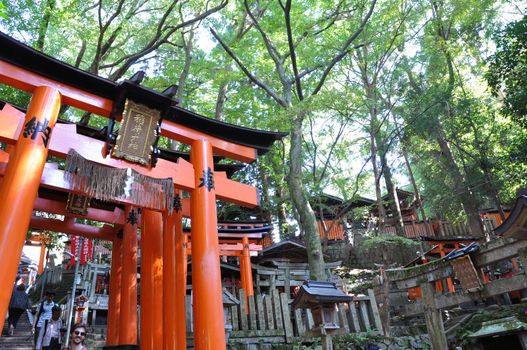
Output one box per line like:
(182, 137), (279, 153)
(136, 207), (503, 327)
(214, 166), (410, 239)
(280, 293), (294, 343)
(106, 236), (122, 346)
(174, 192), (187, 350)
(367, 289), (383, 332)
(321, 334), (333, 350)
(421, 281), (448, 350)
(190, 140), (226, 350)
(140, 209), (164, 350)
(119, 206), (138, 346)
(164, 210), (177, 350)
(37, 243), (46, 275)
(241, 236), (254, 304)
(0, 86), (61, 332)
(438, 243), (455, 293)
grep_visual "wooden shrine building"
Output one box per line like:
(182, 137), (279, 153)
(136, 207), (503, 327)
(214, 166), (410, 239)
(0, 32), (286, 350)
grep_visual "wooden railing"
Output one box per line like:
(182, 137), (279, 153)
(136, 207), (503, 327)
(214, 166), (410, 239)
(378, 219), (484, 239)
(185, 288), (382, 348)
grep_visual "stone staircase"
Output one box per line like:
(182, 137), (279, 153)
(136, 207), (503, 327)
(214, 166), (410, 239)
(0, 311), (34, 349)
(85, 325), (107, 349)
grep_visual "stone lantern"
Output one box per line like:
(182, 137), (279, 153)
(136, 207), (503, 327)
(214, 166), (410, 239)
(222, 289), (239, 343)
(292, 281), (352, 350)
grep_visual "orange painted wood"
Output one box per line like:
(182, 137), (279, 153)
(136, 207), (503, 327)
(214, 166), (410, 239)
(49, 124), (196, 189)
(174, 192), (187, 350)
(0, 102), (24, 145)
(185, 242), (262, 252)
(119, 206), (138, 345)
(190, 140), (226, 350)
(241, 236), (254, 297)
(140, 210), (164, 350)
(163, 210), (177, 350)
(33, 197), (125, 225)
(0, 64), (261, 163)
(0, 61), (112, 116)
(0, 86), (61, 333)
(107, 236), (122, 346)
(317, 219), (345, 241)
(0, 123), (259, 207)
(2, 161), (194, 218)
(161, 119), (257, 163)
(215, 171), (259, 207)
(37, 243), (46, 274)
(0, 104), (258, 207)
(29, 216), (115, 241)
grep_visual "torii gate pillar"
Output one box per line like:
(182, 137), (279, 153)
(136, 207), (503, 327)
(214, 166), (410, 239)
(140, 210), (164, 350)
(241, 236), (254, 299)
(0, 86), (61, 332)
(174, 192), (187, 350)
(119, 206), (138, 346)
(107, 236), (123, 346)
(190, 140), (226, 350)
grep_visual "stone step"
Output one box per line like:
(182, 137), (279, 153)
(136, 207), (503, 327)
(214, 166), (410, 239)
(0, 311), (35, 349)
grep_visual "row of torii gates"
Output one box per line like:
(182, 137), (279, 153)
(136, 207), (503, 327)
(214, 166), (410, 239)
(0, 32), (286, 350)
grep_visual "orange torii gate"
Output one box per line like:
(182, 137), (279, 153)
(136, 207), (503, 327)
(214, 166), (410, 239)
(26, 196), (267, 345)
(0, 33), (286, 350)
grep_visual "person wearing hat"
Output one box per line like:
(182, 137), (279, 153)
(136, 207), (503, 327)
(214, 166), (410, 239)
(34, 291), (56, 348)
(36, 305), (64, 350)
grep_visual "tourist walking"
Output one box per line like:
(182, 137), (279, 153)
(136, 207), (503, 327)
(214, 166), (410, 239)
(35, 305), (64, 350)
(7, 283), (30, 336)
(34, 291), (56, 348)
(63, 323), (89, 350)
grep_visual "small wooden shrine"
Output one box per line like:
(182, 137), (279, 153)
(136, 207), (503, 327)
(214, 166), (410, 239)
(292, 280), (352, 350)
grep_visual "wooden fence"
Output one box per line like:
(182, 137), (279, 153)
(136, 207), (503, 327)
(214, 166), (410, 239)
(186, 288), (382, 348)
(378, 219), (494, 239)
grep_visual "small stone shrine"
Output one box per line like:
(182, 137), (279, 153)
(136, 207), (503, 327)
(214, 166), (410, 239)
(292, 280), (352, 350)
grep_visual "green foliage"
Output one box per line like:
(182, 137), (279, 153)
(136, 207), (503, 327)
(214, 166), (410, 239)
(359, 235), (419, 251)
(486, 15), (527, 126)
(0, 1), (7, 19)
(0, 0), (525, 258)
(38, 230), (64, 250)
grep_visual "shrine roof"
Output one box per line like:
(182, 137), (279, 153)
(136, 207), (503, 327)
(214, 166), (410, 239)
(257, 239), (309, 262)
(494, 195), (527, 239)
(291, 280), (352, 309)
(0, 32), (287, 155)
(419, 236), (483, 242)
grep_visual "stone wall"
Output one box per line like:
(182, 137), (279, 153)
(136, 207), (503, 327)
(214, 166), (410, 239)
(227, 334), (431, 350)
(323, 236), (418, 269)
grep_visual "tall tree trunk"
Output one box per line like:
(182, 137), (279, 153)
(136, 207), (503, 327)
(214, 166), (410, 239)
(175, 30), (195, 104)
(169, 29), (195, 151)
(401, 146), (429, 231)
(431, 0), (483, 236)
(259, 164), (273, 225)
(380, 246), (391, 336)
(436, 129), (483, 235)
(379, 147), (405, 236)
(288, 115), (325, 281)
(35, 0), (55, 51)
(214, 80), (229, 120)
(276, 183), (289, 240)
(369, 115), (386, 231)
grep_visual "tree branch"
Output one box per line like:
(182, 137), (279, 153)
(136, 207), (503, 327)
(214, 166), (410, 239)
(244, 0), (288, 85)
(312, 0), (377, 95)
(210, 27), (287, 107)
(283, 0), (303, 100)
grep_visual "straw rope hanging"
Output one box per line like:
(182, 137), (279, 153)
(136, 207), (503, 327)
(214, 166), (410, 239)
(65, 149), (173, 212)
